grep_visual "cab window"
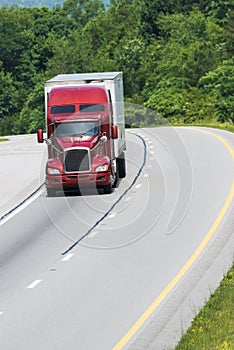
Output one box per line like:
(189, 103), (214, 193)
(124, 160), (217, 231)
(50, 105), (75, 114)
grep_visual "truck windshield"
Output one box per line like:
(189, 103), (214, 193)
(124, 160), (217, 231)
(55, 121), (99, 137)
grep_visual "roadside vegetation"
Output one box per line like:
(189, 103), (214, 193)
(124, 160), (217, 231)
(0, 0), (233, 135)
(175, 263), (234, 350)
(0, 137), (8, 141)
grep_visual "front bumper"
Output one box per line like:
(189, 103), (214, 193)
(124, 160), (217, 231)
(46, 171), (112, 190)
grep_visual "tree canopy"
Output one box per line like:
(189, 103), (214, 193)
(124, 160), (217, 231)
(0, 0), (233, 135)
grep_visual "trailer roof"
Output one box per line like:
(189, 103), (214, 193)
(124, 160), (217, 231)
(46, 72), (122, 84)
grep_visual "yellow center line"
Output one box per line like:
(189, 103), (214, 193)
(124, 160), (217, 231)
(112, 128), (234, 350)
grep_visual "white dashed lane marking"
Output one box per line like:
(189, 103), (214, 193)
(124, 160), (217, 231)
(124, 197), (132, 202)
(61, 253), (74, 262)
(88, 230), (99, 238)
(27, 280), (42, 289)
(135, 184), (142, 189)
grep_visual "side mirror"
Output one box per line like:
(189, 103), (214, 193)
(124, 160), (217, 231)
(37, 129), (44, 143)
(112, 125), (118, 139)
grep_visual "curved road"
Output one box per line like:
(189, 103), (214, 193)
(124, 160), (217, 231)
(0, 127), (233, 350)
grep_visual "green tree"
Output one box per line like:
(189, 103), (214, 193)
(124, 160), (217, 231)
(113, 37), (146, 97)
(0, 64), (19, 136)
(143, 10), (226, 100)
(135, 0), (178, 39)
(83, 0), (139, 52)
(225, 5), (234, 55)
(0, 6), (34, 77)
(45, 31), (93, 76)
(15, 81), (45, 134)
(145, 82), (216, 123)
(82, 0), (143, 89)
(27, 6), (81, 74)
(0, 5), (39, 114)
(62, 0), (105, 26)
(208, 0), (234, 23)
(199, 57), (234, 122)
(30, 6), (79, 38)
(0, 65), (18, 120)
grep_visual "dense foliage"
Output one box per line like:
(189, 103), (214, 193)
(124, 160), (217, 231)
(0, 0), (233, 135)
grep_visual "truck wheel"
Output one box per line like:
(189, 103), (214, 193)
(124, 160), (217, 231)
(47, 187), (56, 197)
(118, 152), (126, 178)
(103, 184), (112, 194)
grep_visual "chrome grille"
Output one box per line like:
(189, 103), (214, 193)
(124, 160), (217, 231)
(64, 148), (90, 172)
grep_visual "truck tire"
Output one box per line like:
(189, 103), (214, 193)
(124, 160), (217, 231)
(117, 152), (126, 178)
(103, 184), (112, 194)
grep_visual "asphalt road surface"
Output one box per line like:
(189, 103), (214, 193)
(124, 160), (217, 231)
(0, 127), (233, 350)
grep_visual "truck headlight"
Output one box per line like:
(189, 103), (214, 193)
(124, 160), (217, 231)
(47, 168), (61, 175)
(95, 164), (108, 172)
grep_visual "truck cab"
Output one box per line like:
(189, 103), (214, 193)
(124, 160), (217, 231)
(37, 72), (126, 196)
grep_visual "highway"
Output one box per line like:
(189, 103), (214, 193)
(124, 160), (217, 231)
(0, 127), (233, 350)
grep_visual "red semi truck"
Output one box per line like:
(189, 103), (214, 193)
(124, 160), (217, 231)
(37, 72), (126, 196)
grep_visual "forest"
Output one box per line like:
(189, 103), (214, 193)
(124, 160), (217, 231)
(0, 0), (233, 135)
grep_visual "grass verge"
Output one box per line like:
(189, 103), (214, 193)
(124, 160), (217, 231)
(175, 264), (234, 350)
(0, 138), (9, 142)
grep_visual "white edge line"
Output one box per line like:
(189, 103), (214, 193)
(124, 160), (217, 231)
(0, 187), (43, 227)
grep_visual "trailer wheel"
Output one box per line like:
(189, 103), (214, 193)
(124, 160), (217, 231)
(103, 184), (112, 194)
(117, 152), (126, 178)
(47, 187), (56, 197)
